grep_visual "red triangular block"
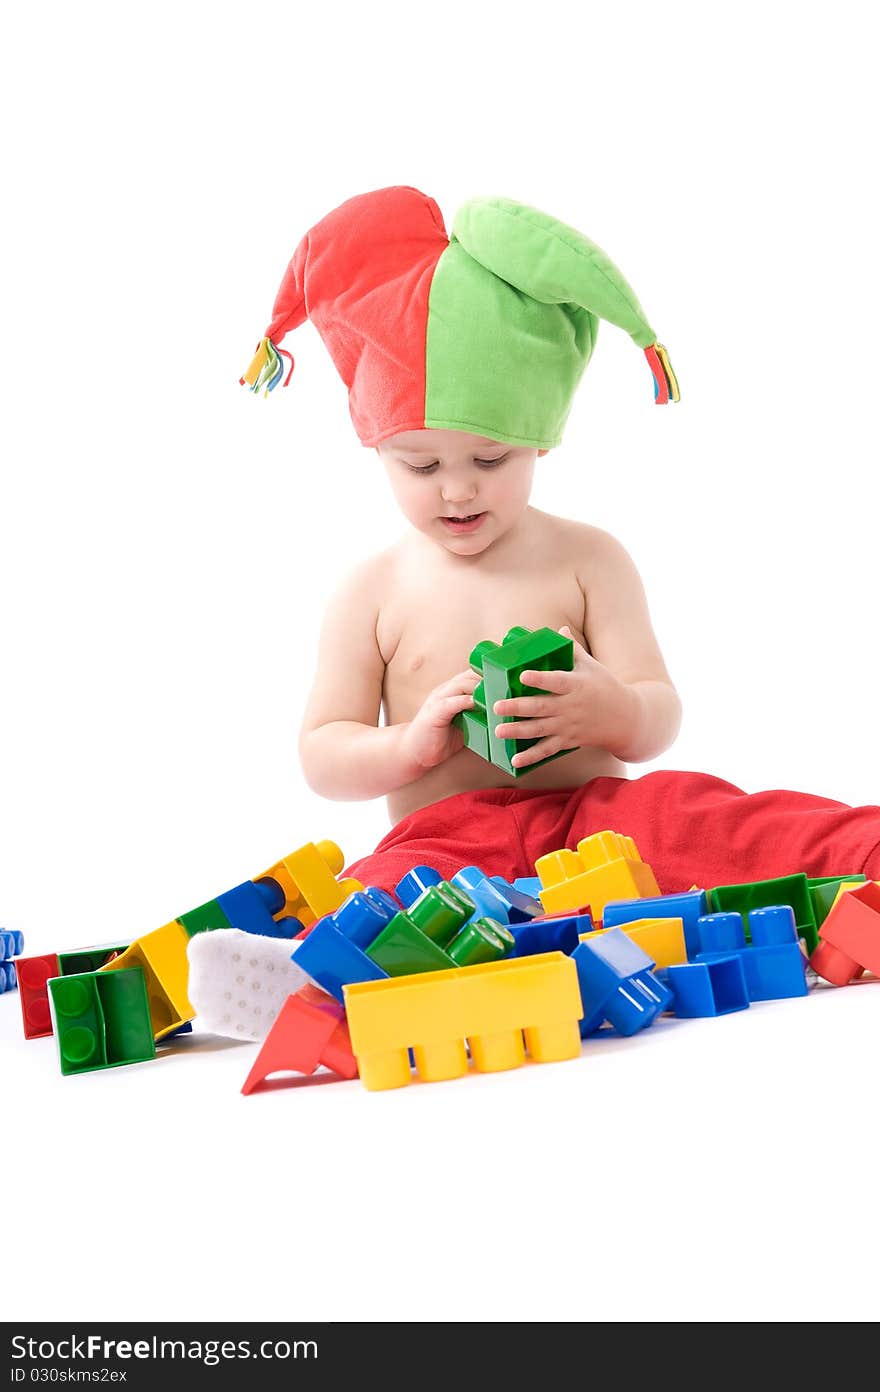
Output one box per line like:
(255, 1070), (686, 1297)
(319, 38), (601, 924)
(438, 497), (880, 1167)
(241, 984), (358, 1094)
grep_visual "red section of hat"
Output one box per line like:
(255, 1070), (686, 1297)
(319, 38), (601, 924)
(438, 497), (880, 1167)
(264, 186), (449, 446)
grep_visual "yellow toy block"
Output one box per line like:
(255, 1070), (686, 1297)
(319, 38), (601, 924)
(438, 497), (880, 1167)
(257, 841), (362, 925)
(99, 920), (192, 1040)
(343, 952), (583, 1091)
(536, 830), (659, 919)
(578, 916), (687, 969)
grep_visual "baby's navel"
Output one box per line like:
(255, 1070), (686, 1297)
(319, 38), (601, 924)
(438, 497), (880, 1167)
(410, 654), (424, 672)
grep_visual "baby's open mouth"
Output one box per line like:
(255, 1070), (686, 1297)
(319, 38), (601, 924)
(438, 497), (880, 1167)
(440, 512), (486, 531)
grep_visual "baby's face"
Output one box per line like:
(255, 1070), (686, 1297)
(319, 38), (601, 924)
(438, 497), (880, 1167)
(376, 429), (547, 556)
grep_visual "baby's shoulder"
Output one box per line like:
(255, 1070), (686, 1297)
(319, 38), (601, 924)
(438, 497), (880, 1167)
(330, 543), (396, 598)
(532, 510), (627, 570)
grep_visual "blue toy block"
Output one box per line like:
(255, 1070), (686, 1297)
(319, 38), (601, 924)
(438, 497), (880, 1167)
(693, 906), (807, 1002)
(293, 916), (389, 1004)
(748, 904), (798, 947)
(266, 915), (308, 939)
(572, 928), (671, 1038)
(695, 912), (747, 956)
(739, 943), (808, 1001)
(661, 956), (750, 1017)
(488, 877), (543, 923)
(216, 880), (302, 939)
(158, 1020), (194, 1041)
(603, 890), (709, 960)
(334, 888), (399, 950)
(1, 929), (25, 960)
(395, 865), (443, 908)
(509, 915), (581, 958)
(451, 866), (515, 925)
(1, 927), (23, 992)
(513, 876), (542, 898)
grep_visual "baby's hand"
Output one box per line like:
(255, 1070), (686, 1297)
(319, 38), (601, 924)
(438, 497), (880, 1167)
(492, 626), (639, 770)
(400, 669), (481, 771)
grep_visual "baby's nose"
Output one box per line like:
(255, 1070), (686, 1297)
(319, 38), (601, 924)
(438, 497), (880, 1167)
(441, 480), (477, 503)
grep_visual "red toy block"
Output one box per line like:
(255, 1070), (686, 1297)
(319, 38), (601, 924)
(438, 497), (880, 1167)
(809, 882), (880, 984)
(241, 984), (358, 1094)
(16, 954), (60, 1039)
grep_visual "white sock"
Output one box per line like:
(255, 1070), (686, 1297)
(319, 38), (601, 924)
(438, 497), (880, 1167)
(186, 928), (310, 1041)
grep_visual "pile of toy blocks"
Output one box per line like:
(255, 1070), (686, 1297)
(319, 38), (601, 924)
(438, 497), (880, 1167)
(10, 825), (878, 1094)
(7, 625), (878, 1092)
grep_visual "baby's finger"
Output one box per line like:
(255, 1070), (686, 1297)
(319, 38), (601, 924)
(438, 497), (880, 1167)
(510, 735), (567, 769)
(519, 669), (572, 692)
(494, 720), (551, 740)
(441, 691), (477, 718)
(434, 673), (478, 702)
(493, 695), (554, 719)
(445, 669), (481, 691)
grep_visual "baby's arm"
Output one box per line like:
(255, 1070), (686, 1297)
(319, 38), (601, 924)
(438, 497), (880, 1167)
(493, 527), (681, 769)
(579, 529), (682, 762)
(298, 559), (477, 800)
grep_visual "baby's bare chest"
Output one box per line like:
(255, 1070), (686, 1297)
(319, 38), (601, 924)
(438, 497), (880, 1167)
(378, 564), (587, 723)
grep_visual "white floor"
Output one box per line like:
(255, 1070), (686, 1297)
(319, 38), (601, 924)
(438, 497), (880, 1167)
(3, 964), (877, 1324)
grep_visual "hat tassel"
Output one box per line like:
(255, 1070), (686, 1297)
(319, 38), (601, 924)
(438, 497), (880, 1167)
(644, 343), (680, 405)
(239, 337), (295, 396)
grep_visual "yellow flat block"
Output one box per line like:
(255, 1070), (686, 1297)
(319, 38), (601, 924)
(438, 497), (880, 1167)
(343, 952), (583, 1091)
(578, 916), (687, 969)
(99, 920), (192, 1040)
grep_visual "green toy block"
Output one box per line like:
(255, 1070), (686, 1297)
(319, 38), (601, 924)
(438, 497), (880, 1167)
(446, 916), (515, 966)
(707, 873), (818, 954)
(178, 900), (232, 936)
(366, 913), (457, 976)
(808, 874), (867, 928)
(409, 882), (475, 946)
(58, 943), (129, 975)
(48, 968), (156, 1076)
(453, 625), (576, 778)
(365, 881), (478, 976)
(456, 707), (490, 761)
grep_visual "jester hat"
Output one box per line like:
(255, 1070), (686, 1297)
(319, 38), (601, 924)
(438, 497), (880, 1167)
(240, 185), (679, 449)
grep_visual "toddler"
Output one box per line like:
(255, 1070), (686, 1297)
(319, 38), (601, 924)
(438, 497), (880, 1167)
(242, 186), (880, 899)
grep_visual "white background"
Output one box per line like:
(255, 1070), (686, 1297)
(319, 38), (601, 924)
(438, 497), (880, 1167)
(2, 0), (878, 1327)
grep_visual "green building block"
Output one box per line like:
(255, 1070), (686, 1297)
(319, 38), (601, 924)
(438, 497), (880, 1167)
(365, 882), (477, 977)
(58, 943), (129, 975)
(367, 913), (456, 976)
(453, 625), (576, 777)
(808, 874), (867, 928)
(410, 882), (475, 946)
(446, 916), (515, 967)
(456, 702), (490, 761)
(178, 900), (232, 936)
(707, 873), (818, 954)
(48, 968), (156, 1076)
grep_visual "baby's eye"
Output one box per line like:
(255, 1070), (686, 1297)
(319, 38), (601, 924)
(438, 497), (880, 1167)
(406, 462), (439, 474)
(476, 454), (508, 467)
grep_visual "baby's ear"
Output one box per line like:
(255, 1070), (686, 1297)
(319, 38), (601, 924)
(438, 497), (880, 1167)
(537, 448), (550, 457)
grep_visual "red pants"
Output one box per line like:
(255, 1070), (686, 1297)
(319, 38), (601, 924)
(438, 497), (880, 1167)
(342, 769), (880, 898)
